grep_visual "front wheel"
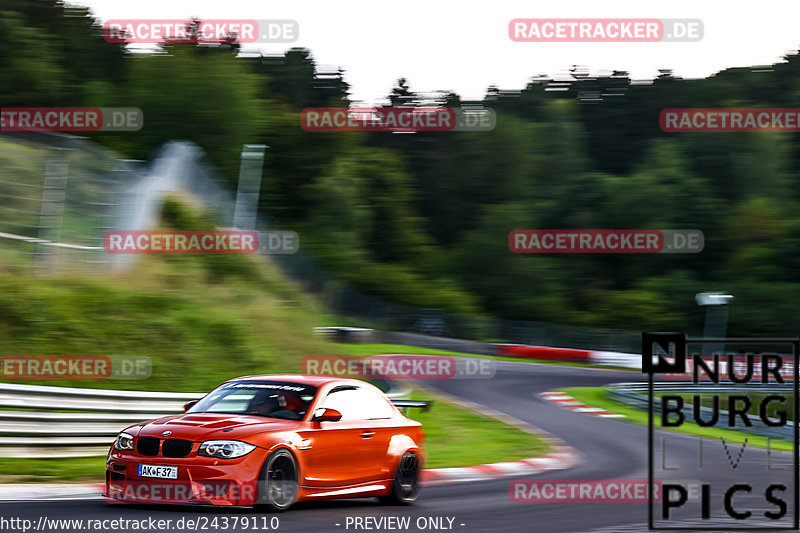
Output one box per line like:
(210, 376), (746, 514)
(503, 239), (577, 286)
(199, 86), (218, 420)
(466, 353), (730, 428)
(257, 448), (299, 512)
(379, 451), (420, 505)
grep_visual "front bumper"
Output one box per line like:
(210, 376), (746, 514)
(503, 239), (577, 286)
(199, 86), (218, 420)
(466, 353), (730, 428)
(104, 448), (267, 506)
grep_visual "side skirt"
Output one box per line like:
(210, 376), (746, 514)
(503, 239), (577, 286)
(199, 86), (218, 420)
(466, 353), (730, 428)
(298, 480), (391, 500)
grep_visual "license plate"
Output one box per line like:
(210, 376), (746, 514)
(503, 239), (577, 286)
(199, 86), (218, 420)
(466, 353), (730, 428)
(138, 464), (178, 479)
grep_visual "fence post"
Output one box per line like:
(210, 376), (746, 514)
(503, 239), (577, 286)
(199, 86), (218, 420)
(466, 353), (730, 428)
(35, 154), (69, 272)
(233, 144), (268, 230)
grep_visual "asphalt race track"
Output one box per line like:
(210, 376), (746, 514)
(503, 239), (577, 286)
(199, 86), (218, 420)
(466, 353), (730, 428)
(1, 359), (795, 533)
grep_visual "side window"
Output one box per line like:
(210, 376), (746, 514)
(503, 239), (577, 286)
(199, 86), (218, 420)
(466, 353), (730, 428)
(320, 388), (362, 421)
(359, 388), (395, 420)
(320, 387), (395, 421)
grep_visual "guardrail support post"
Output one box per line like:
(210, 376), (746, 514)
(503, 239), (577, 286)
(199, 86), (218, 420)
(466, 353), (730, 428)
(35, 154), (69, 273)
(233, 144), (268, 230)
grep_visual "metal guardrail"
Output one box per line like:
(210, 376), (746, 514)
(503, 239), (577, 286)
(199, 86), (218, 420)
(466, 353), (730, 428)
(606, 382), (795, 440)
(0, 383), (203, 458)
(0, 381), (412, 458)
(313, 326), (642, 364)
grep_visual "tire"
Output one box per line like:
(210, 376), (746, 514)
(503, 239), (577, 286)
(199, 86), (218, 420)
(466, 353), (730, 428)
(256, 448), (299, 512)
(379, 451), (420, 505)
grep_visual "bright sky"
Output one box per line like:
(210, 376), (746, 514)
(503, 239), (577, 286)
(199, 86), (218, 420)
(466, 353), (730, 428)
(70, 0), (800, 105)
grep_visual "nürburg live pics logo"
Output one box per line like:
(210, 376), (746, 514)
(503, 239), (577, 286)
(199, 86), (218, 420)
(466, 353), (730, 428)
(643, 332), (799, 530)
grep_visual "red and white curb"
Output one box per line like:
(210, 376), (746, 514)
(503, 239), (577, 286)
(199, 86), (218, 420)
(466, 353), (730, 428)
(421, 444), (580, 485)
(540, 391), (625, 418)
(415, 383), (584, 485)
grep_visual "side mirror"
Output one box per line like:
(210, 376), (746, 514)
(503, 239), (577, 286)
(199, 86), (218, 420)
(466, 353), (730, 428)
(184, 400), (198, 412)
(313, 408), (342, 422)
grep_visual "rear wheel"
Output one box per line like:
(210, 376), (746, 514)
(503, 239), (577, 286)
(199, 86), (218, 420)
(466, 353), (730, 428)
(257, 448), (299, 512)
(379, 451), (420, 505)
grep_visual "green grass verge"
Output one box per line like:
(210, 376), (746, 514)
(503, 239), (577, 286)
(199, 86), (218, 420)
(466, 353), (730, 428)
(408, 389), (549, 469)
(0, 260), (340, 392)
(0, 456), (105, 483)
(563, 387), (793, 452)
(0, 389), (549, 482)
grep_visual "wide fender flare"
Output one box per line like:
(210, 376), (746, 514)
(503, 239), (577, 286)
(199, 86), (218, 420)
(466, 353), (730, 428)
(387, 433), (423, 470)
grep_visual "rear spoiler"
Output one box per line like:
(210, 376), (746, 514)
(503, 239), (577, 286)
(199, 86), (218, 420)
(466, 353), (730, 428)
(392, 400), (433, 412)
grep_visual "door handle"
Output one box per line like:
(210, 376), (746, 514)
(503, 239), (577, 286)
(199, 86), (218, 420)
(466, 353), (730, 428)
(360, 431), (375, 439)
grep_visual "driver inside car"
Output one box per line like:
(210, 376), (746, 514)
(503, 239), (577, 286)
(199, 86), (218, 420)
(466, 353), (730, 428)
(247, 392), (305, 420)
(247, 392), (280, 416)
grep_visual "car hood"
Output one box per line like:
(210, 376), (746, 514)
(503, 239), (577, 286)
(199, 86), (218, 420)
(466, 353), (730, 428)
(126, 413), (302, 441)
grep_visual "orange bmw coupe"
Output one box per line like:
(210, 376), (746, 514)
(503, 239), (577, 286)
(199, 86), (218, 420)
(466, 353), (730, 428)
(104, 375), (427, 511)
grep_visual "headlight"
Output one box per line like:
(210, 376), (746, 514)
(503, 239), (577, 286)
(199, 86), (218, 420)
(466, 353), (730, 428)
(198, 440), (256, 459)
(114, 432), (134, 451)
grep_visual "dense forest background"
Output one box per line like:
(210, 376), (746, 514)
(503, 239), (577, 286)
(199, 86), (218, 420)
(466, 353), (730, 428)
(4, 1), (800, 336)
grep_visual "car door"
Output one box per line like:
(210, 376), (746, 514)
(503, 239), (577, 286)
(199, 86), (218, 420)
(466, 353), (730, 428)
(349, 387), (398, 482)
(300, 386), (391, 488)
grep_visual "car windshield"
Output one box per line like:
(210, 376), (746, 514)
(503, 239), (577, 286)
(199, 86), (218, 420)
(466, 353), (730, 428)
(187, 381), (317, 421)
